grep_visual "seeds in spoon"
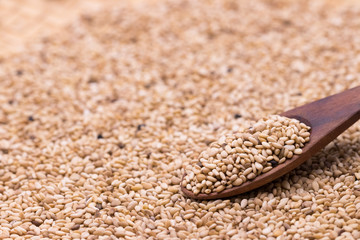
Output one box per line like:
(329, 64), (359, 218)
(182, 115), (311, 195)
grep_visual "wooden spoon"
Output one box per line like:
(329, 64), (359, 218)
(181, 86), (360, 200)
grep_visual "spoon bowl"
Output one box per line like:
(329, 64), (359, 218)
(181, 86), (360, 200)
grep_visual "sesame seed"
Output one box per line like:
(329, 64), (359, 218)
(234, 114), (242, 119)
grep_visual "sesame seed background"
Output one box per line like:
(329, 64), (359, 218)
(0, 0), (360, 239)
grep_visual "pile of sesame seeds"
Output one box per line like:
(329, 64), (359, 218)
(183, 115), (311, 195)
(0, 0), (360, 239)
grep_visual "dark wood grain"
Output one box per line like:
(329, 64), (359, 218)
(181, 86), (360, 200)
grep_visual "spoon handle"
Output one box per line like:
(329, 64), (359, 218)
(283, 86), (360, 154)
